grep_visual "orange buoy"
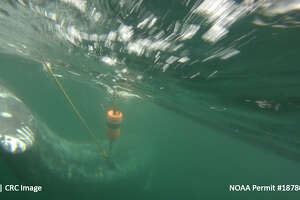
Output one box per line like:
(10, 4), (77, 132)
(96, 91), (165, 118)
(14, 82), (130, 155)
(106, 109), (123, 142)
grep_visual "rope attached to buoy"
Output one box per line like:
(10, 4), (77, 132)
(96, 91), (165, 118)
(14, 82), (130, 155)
(43, 61), (109, 159)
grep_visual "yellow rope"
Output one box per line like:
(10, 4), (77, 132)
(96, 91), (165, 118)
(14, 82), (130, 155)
(43, 61), (108, 159)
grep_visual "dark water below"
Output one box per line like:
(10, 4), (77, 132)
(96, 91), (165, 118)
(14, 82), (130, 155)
(1, 0), (300, 199)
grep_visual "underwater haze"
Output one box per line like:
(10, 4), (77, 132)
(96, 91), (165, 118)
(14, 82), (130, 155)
(0, 0), (300, 200)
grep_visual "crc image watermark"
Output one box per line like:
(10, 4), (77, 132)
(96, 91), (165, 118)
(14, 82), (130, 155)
(229, 184), (300, 192)
(0, 184), (42, 193)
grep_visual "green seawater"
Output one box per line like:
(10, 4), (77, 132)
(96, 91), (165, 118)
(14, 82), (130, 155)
(0, 0), (300, 200)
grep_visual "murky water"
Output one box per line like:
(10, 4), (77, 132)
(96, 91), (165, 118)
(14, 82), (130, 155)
(0, 0), (300, 199)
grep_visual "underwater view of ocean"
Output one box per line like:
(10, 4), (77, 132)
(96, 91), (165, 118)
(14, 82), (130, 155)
(0, 0), (300, 200)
